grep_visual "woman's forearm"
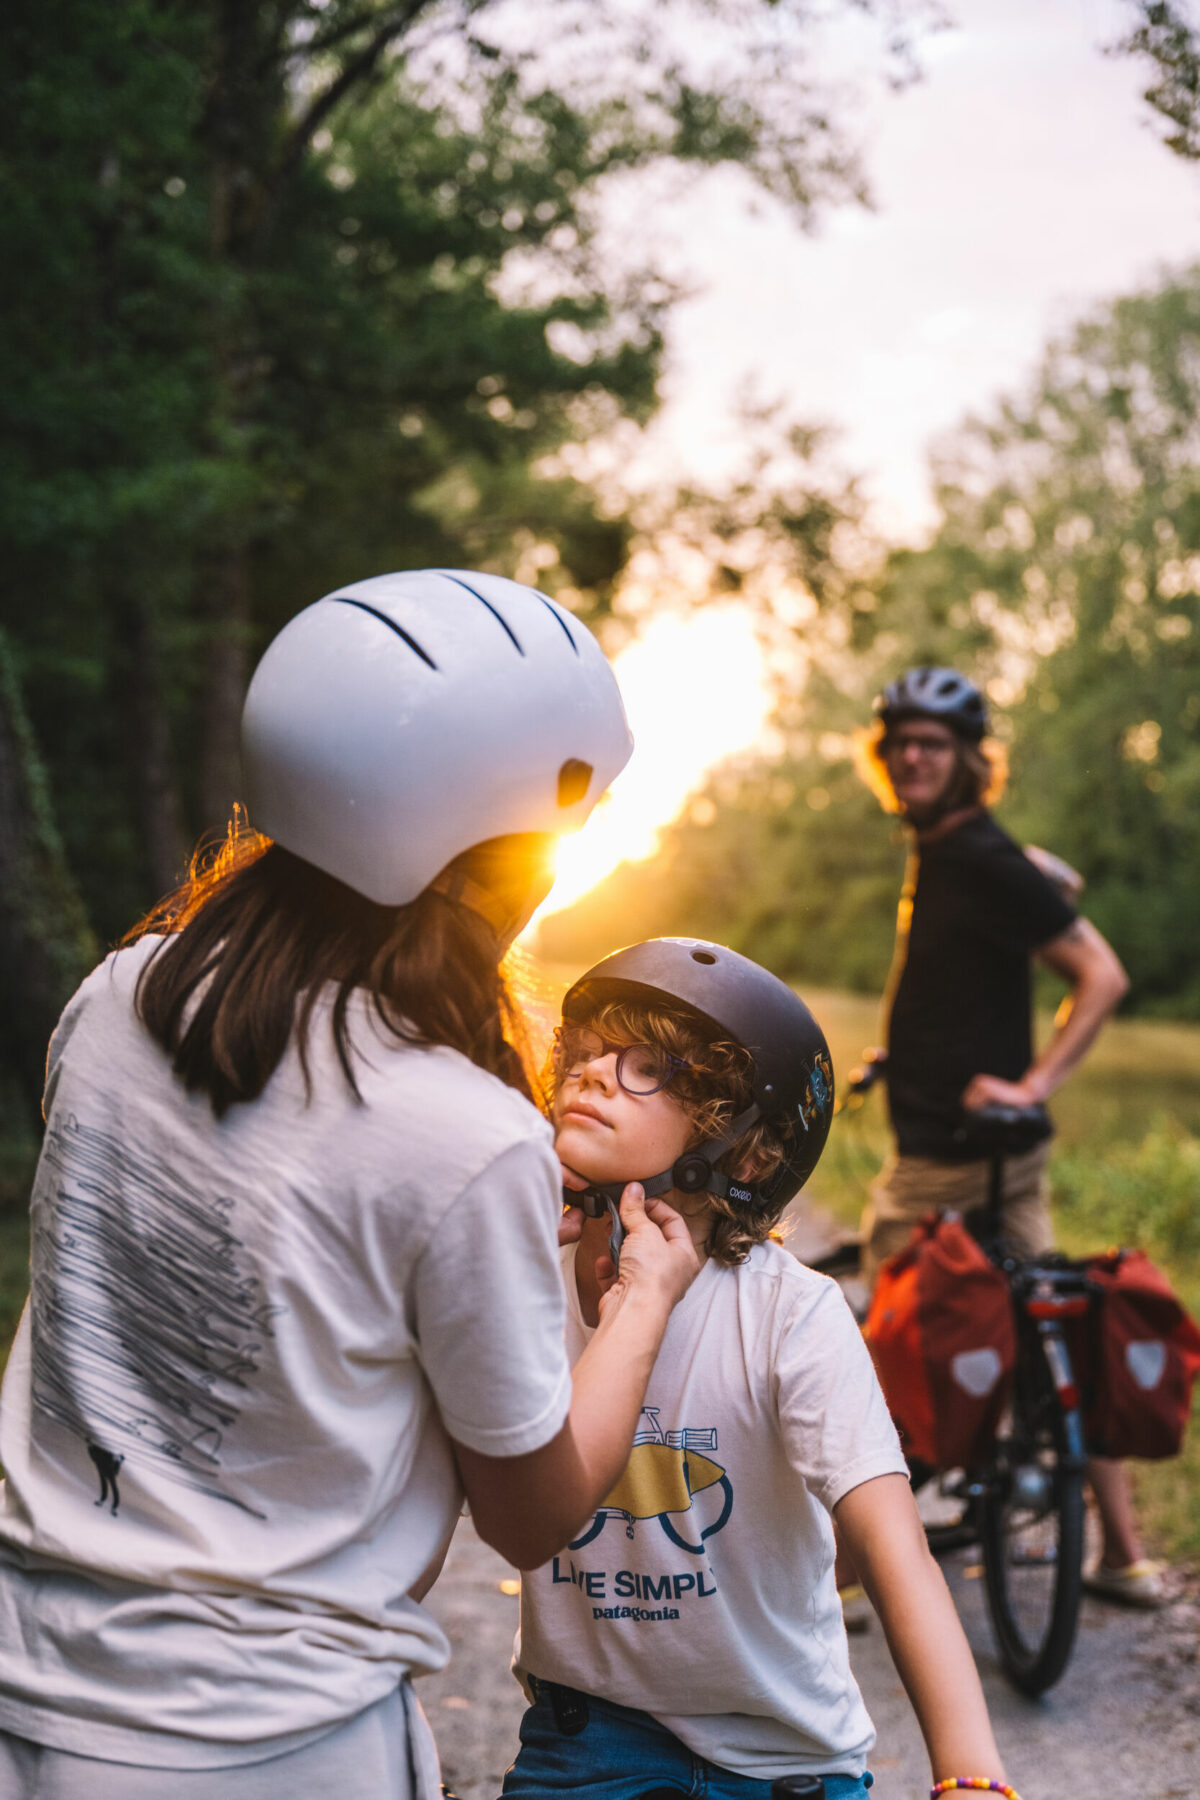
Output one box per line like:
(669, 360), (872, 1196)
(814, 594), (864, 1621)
(454, 1296), (677, 1569)
(566, 1281), (674, 1496)
(454, 1186), (698, 1569)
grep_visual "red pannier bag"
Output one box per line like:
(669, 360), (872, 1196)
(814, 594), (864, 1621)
(1067, 1249), (1200, 1460)
(864, 1213), (1015, 1470)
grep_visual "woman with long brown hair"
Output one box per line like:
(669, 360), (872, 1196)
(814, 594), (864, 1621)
(0, 570), (699, 1800)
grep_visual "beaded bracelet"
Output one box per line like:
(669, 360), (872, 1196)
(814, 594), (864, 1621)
(930, 1782), (1020, 1800)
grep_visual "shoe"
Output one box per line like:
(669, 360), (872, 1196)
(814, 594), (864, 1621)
(839, 1582), (872, 1634)
(1083, 1558), (1168, 1609)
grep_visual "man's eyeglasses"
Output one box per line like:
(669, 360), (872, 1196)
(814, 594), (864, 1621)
(883, 731), (957, 759)
(552, 1025), (692, 1097)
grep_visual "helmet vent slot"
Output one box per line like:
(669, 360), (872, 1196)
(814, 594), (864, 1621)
(535, 591), (580, 654)
(435, 572), (525, 655)
(327, 597), (438, 670)
(690, 950), (717, 965)
(557, 759), (592, 807)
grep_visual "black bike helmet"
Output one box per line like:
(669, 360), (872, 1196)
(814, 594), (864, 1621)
(562, 937), (834, 1212)
(874, 666), (989, 742)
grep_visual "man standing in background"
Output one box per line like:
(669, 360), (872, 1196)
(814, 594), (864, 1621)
(853, 665), (1163, 1607)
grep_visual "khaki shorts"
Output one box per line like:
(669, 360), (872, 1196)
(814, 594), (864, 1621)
(860, 1140), (1054, 1287)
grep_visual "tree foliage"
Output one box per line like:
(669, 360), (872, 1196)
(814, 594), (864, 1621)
(541, 419), (902, 992)
(1114, 1), (1200, 160)
(0, 631), (98, 1131)
(888, 271), (1200, 1011)
(546, 269), (1200, 1018)
(0, 0), (921, 1117)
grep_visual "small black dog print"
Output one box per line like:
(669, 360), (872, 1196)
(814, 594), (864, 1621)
(87, 1443), (124, 1516)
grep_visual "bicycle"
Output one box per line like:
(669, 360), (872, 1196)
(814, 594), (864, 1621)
(813, 1068), (1092, 1697)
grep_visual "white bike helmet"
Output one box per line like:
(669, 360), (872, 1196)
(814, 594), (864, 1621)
(241, 569), (633, 904)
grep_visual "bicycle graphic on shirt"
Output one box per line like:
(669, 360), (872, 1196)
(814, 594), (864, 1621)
(568, 1407), (734, 1554)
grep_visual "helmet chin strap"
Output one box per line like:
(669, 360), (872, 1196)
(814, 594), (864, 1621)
(565, 1104), (763, 1272)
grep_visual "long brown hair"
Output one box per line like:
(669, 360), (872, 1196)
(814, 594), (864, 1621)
(129, 815), (546, 1117)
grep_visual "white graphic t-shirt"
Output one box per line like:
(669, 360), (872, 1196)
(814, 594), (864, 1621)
(0, 938), (571, 1768)
(517, 1240), (908, 1781)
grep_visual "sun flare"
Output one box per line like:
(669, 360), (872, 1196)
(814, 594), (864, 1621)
(526, 606), (771, 936)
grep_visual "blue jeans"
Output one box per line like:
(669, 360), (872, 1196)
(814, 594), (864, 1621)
(501, 1681), (873, 1800)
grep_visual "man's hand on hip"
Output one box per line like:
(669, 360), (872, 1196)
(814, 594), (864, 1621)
(961, 1072), (1046, 1110)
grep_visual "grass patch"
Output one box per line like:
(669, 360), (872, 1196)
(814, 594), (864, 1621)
(1050, 1117), (1200, 1266)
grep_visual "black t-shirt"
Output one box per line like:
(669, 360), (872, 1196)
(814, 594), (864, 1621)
(886, 812), (1078, 1160)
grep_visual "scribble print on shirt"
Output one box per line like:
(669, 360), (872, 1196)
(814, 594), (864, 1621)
(30, 1113), (280, 1516)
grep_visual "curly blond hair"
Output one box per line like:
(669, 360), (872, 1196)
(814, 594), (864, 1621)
(551, 996), (799, 1266)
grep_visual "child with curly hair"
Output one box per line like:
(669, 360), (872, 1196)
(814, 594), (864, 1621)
(504, 938), (1016, 1800)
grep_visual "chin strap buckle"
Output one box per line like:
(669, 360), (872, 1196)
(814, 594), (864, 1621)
(563, 1101), (767, 1272)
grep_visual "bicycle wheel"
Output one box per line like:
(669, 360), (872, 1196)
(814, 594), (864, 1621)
(978, 1332), (1085, 1696)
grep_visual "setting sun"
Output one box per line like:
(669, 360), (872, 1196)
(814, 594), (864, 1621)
(526, 606), (772, 937)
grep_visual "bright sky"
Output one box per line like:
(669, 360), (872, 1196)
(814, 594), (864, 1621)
(632, 0), (1200, 538)
(526, 605), (773, 933)
(532, 0), (1200, 926)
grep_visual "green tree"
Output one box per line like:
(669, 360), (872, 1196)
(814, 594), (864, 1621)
(872, 268), (1200, 1013)
(547, 272), (1200, 1017)
(1, 0), (920, 929)
(0, 0), (925, 1113)
(1115, 1), (1200, 160)
(2, 1), (216, 909)
(0, 634), (97, 1132)
(540, 416), (902, 988)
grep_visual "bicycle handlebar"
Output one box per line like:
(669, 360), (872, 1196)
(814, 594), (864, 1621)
(841, 1047), (887, 1105)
